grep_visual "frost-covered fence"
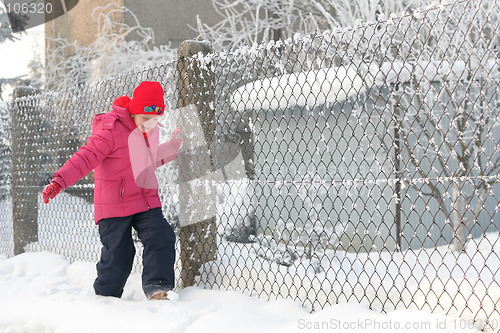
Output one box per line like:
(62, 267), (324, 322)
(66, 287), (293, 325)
(0, 64), (181, 261)
(1, 0), (500, 330)
(208, 0), (500, 329)
(0, 100), (12, 256)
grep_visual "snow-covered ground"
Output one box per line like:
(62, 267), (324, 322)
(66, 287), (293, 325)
(0, 192), (498, 332)
(0, 251), (485, 333)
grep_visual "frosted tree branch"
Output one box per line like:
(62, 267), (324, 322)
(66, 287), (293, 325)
(34, 4), (176, 91)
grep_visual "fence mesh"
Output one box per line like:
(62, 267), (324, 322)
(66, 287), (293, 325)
(1, 0), (499, 330)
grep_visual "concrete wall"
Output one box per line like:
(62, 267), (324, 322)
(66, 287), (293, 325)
(252, 88), (500, 252)
(253, 101), (397, 253)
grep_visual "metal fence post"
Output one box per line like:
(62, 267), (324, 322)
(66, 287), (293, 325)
(177, 40), (217, 287)
(12, 86), (39, 255)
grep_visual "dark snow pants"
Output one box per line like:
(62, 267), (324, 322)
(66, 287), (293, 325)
(93, 207), (176, 298)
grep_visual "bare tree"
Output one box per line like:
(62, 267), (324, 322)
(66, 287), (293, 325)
(0, 6), (28, 98)
(376, 0), (500, 251)
(193, 0), (422, 50)
(34, 4), (176, 91)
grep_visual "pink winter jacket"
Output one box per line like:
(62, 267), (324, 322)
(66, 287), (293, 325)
(52, 105), (180, 224)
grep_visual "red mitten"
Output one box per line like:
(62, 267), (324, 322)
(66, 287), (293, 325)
(170, 127), (183, 151)
(42, 181), (62, 204)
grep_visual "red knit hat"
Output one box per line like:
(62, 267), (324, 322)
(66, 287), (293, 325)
(128, 81), (165, 115)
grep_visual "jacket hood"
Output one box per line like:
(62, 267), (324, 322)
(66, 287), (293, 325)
(112, 105), (137, 131)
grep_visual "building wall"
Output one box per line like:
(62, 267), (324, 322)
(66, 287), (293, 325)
(45, 0), (125, 49)
(124, 0), (221, 48)
(45, 0), (221, 48)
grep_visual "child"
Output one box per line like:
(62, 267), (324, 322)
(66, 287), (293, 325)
(42, 81), (183, 300)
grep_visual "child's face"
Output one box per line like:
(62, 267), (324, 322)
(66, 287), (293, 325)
(131, 114), (160, 133)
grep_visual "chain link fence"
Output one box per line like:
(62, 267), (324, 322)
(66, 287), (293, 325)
(1, 0), (499, 330)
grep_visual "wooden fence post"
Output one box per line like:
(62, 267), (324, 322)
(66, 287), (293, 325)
(177, 40), (217, 287)
(12, 86), (39, 255)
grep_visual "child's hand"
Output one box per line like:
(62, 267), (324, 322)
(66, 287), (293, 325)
(170, 128), (183, 151)
(42, 181), (62, 204)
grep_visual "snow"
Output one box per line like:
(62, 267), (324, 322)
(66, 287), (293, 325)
(0, 251), (484, 333)
(231, 66), (366, 112)
(196, 231), (500, 331)
(0, 186), (498, 332)
(230, 59), (500, 112)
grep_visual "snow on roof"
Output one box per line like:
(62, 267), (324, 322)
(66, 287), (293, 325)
(230, 66), (366, 113)
(230, 59), (499, 112)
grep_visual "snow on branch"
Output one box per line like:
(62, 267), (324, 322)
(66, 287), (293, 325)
(192, 0), (428, 50)
(38, 4), (176, 91)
